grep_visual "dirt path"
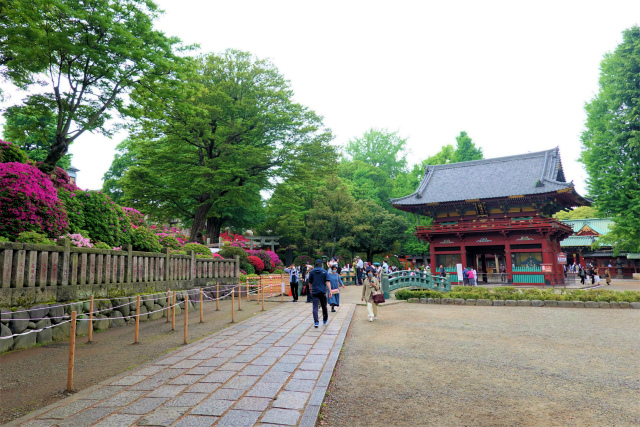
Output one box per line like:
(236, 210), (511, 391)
(321, 288), (640, 427)
(0, 297), (279, 424)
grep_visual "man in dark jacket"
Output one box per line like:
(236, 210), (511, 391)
(309, 259), (329, 327)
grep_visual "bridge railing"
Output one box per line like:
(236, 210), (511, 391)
(382, 270), (451, 298)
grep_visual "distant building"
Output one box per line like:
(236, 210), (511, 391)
(67, 165), (79, 184)
(559, 218), (639, 278)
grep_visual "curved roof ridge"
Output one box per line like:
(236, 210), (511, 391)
(424, 147), (559, 170)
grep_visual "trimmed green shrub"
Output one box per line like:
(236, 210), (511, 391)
(0, 236), (9, 242)
(0, 140), (29, 163)
(129, 227), (161, 252)
(157, 234), (181, 250)
(183, 243), (212, 258)
(93, 242), (111, 249)
(16, 231), (53, 245)
(219, 245), (251, 272)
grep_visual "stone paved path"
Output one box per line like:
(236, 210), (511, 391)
(10, 302), (355, 427)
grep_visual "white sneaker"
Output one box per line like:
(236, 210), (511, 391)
(368, 317), (373, 322)
(374, 316), (378, 320)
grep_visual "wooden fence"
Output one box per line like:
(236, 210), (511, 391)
(0, 239), (239, 307)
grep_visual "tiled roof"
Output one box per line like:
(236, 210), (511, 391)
(390, 148), (582, 205)
(560, 218), (612, 235)
(560, 236), (597, 247)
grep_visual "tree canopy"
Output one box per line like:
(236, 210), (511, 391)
(0, 0), (183, 171)
(580, 26), (640, 253)
(343, 128), (408, 178)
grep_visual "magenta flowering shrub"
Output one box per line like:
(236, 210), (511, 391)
(0, 162), (68, 240)
(45, 166), (80, 192)
(61, 233), (93, 248)
(122, 207), (145, 227)
(266, 250), (284, 270)
(150, 225), (188, 246)
(246, 249), (282, 273)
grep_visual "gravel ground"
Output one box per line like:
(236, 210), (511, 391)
(320, 288), (640, 427)
(0, 297), (278, 424)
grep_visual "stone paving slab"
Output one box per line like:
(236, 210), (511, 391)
(9, 302), (355, 427)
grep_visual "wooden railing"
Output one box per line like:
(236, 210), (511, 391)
(0, 239), (239, 307)
(416, 217), (573, 234)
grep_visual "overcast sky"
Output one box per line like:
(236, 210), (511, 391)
(3, 0), (640, 196)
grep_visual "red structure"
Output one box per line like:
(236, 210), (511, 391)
(390, 148), (590, 285)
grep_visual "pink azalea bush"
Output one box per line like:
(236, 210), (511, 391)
(0, 162), (68, 240)
(122, 207), (145, 227)
(61, 233), (93, 248)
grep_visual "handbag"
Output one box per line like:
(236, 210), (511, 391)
(301, 284), (308, 296)
(330, 287), (340, 295)
(372, 292), (385, 304)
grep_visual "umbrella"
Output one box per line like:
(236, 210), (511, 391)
(373, 262), (381, 266)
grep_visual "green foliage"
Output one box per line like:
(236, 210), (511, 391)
(0, 0), (184, 170)
(451, 131), (483, 163)
(0, 236), (10, 242)
(129, 227), (161, 253)
(343, 128), (408, 178)
(93, 242), (111, 249)
(101, 138), (138, 204)
(2, 105), (72, 169)
(553, 206), (600, 220)
(242, 264), (255, 275)
(218, 245), (252, 272)
(0, 139), (29, 163)
(122, 49), (333, 241)
(580, 26), (640, 254)
(183, 243), (212, 258)
(294, 255), (314, 266)
(395, 287), (640, 303)
(157, 234), (181, 250)
(56, 189), (86, 234)
(16, 231), (53, 245)
(79, 191), (124, 247)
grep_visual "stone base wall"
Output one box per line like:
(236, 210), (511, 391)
(0, 281), (240, 353)
(407, 298), (640, 309)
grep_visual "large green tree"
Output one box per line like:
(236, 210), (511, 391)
(580, 26), (640, 253)
(553, 206), (599, 221)
(0, 0), (182, 171)
(2, 104), (72, 169)
(101, 138), (139, 204)
(122, 50), (334, 241)
(343, 128), (408, 178)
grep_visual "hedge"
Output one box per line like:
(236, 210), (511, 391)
(395, 286), (640, 303)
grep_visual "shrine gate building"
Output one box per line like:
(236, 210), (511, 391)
(390, 148), (590, 285)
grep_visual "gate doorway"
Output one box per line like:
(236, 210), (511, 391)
(465, 245), (507, 284)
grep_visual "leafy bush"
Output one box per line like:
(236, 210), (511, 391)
(129, 227), (161, 252)
(93, 242), (111, 249)
(16, 231), (53, 245)
(122, 207), (145, 227)
(183, 242), (212, 258)
(0, 162), (68, 240)
(243, 263), (255, 275)
(156, 233), (182, 250)
(294, 255), (314, 266)
(0, 140), (28, 163)
(247, 249), (273, 272)
(394, 287), (640, 303)
(272, 268), (285, 274)
(79, 191), (124, 247)
(0, 236), (9, 242)
(61, 233), (93, 248)
(57, 188), (86, 234)
(218, 246), (251, 272)
(247, 255), (265, 274)
(47, 166), (80, 192)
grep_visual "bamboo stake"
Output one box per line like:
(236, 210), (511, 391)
(216, 283), (220, 311)
(67, 311), (77, 392)
(238, 283), (242, 311)
(281, 274), (284, 302)
(246, 278), (250, 302)
(262, 279), (265, 311)
(231, 289), (235, 323)
(171, 291), (176, 331)
(88, 295), (94, 343)
(199, 288), (203, 323)
(166, 289), (171, 323)
(184, 294), (188, 345)
(134, 295), (140, 344)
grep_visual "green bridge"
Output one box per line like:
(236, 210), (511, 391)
(340, 270), (452, 298)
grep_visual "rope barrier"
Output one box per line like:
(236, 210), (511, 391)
(0, 319), (73, 340)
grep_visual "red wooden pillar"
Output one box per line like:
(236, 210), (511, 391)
(460, 240), (467, 269)
(504, 241), (513, 283)
(541, 236), (552, 285)
(430, 242), (437, 274)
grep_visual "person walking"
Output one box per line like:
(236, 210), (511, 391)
(579, 267), (586, 285)
(327, 264), (345, 312)
(605, 268), (612, 286)
(361, 270), (381, 322)
(356, 256), (364, 285)
(284, 264), (299, 302)
(304, 263), (313, 303)
(308, 259), (329, 327)
(462, 267), (469, 286)
(467, 267), (475, 287)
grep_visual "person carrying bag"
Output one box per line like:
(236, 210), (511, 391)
(362, 270), (383, 322)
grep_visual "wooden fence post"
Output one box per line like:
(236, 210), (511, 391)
(281, 274), (284, 303)
(184, 294), (189, 345)
(199, 288), (203, 323)
(134, 295), (140, 344)
(262, 279), (265, 311)
(172, 291), (176, 331)
(88, 295), (94, 343)
(238, 283), (242, 311)
(67, 311), (77, 392)
(231, 289), (235, 323)
(166, 289), (171, 323)
(216, 283), (220, 311)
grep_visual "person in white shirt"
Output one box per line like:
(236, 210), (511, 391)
(382, 260), (389, 274)
(356, 256), (364, 285)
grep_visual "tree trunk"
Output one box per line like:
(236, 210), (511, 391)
(190, 201), (213, 242)
(40, 135), (69, 173)
(206, 217), (223, 242)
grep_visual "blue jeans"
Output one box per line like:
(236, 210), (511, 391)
(312, 292), (328, 323)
